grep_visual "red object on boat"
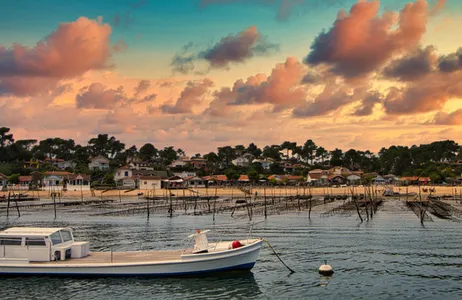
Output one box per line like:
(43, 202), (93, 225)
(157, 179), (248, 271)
(231, 240), (243, 249)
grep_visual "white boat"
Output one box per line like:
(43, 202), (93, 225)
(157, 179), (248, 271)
(0, 227), (263, 276)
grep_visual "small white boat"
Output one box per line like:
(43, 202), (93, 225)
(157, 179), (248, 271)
(0, 227), (263, 276)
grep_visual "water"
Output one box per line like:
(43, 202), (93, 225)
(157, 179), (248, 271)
(1, 207), (461, 300)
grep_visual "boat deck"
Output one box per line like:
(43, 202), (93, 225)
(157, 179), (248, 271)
(31, 250), (193, 265)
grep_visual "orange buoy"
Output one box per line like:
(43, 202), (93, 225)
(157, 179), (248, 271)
(231, 240), (243, 249)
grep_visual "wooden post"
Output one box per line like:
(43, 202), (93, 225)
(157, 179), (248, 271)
(146, 195), (150, 219)
(53, 193), (57, 219)
(264, 186), (267, 219)
(6, 192), (11, 218)
(351, 187), (363, 222)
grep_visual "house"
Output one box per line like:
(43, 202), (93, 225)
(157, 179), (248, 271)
(329, 166), (351, 175)
(67, 174), (91, 191)
(0, 173), (8, 190)
(238, 175), (250, 183)
(88, 155), (110, 171)
(328, 175), (345, 185)
(184, 176), (206, 188)
(168, 159), (188, 168)
(232, 155), (252, 167)
(129, 161), (154, 171)
(114, 167), (168, 189)
(203, 175), (228, 185)
(285, 175), (304, 184)
(44, 157), (75, 170)
(189, 158), (207, 169)
(399, 176), (419, 185)
(139, 176), (162, 190)
(164, 176), (186, 189)
(173, 171), (197, 179)
(383, 174), (399, 184)
(252, 158), (272, 170)
(346, 174), (361, 185)
(419, 177), (431, 185)
(373, 175), (387, 185)
(19, 176), (32, 189)
(24, 159), (40, 169)
(42, 171), (73, 190)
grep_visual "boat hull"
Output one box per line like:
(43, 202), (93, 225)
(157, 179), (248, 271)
(0, 239), (263, 277)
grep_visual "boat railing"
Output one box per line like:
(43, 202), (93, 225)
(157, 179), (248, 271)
(99, 247), (114, 262)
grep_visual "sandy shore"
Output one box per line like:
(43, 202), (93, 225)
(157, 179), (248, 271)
(1, 185), (461, 201)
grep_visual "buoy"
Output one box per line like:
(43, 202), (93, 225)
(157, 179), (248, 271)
(319, 261), (334, 276)
(231, 240), (243, 249)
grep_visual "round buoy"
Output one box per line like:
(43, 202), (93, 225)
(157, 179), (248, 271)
(231, 240), (243, 249)
(319, 261), (334, 276)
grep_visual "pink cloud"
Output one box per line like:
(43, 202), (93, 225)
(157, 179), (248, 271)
(305, 0), (429, 78)
(0, 17), (113, 96)
(76, 83), (127, 109)
(431, 109), (462, 125)
(161, 79), (214, 114)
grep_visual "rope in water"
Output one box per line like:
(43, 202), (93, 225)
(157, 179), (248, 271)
(262, 239), (295, 274)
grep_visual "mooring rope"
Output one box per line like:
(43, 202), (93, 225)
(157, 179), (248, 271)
(262, 239), (295, 274)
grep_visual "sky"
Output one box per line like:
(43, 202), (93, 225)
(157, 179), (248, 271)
(1, 0), (461, 155)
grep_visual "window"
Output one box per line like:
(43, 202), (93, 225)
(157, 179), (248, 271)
(26, 238), (46, 246)
(125, 171), (129, 176)
(0, 237), (22, 246)
(50, 231), (63, 245)
(60, 230), (73, 242)
(144, 181), (147, 184)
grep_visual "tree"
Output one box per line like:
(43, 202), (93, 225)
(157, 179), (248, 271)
(225, 168), (240, 181)
(159, 146), (178, 164)
(330, 148), (343, 166)
(218, 146), (237, 169)
(302, 139), (317, 164)
(247, 169), (260, 183)
(177, 148), (186, 157)
(246, 143), (262, 158)
(8, 173), (20, 184)
(139, 143), (157, 161)
(315, 146), (328, 164)
(88, 134), (125, 158)
(262, 145), (281, 161)
(281, 141), (292, 159)
(0, 127), (14, 148)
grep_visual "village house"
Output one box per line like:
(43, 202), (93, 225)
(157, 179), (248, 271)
(168, 159), (188, 168)
(238, 175), (250, 184)
(139, 176), (162, 190)
(232, 155), (252, 167)
(252, 158), (272, 170)
(203, 175), (228, 185)
(67, 174), (91, 191)
(173, 171), (197, 179)
(164, 176), (186, 189)
(114, 166), (168, 189)
(88, 155), (110, 171)
(346, 174), (361, 185)
(328, 175), (346, 185)
(329, 166), (351, 175)
(184, 176), (206, 188)
(128, 160), (154, 171)
(189, 157), (207, 169)
(383, 174), (399, 184)
(19, 176), (32, 190)
(373, 175), (387, 185)
(42, 171), (73, 190)
(399, 176), (431, 186)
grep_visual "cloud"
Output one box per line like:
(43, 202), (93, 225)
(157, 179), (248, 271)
(0, 17), (113, 96)
(438, 48), (462, 73)
(161, 79), (213, 114)
(112, 40), (128, 53)
(431, 109), (462, 125)
(171, 26), (278, 73)
(382, 70), (462, 115)
(305, 0), (429, 78)
(133, 79), (151, 97)
(76, 83), (127, 109)
(351, 91), (382, 116)
(292, 85), (368, 117)
(382, 45), (437, 81)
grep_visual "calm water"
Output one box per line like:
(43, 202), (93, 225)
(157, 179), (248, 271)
(0, 205), (461, 300)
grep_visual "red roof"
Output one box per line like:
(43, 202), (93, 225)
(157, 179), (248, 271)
(238, 175), (249, 181)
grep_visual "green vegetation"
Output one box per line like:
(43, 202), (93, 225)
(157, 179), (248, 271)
(0, 126), (461, 184)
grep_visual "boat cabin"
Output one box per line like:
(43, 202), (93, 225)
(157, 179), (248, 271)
(0, 227), (89, 262)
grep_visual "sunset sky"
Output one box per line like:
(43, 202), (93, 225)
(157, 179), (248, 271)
(1, 0), (461, 154)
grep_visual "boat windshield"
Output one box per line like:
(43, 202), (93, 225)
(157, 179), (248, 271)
(50, 231), (63, 245)
(60, 230), (73, 242)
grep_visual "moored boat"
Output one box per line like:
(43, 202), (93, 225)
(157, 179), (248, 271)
(0, 227), (263, 276)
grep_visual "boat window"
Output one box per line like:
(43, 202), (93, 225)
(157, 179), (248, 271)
(26, 238), (46, 246)
(60, 230), (73, 242)
(50, 232), (63, 245)
(0, 237), (22, 246)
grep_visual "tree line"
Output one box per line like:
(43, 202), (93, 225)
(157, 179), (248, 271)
(0, 127), (461, 183)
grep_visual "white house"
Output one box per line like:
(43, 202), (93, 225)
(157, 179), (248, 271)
(128, 161), (154, 171)
(42, 171), (73, 190)
(67, 174), (91, 191)
(232, 156), (251, 167)
(373, 175), (387, 185)
(139, 176), (162, 190)
(347, 174), (361, 185)
(185, 176), (206, 188)
(114, 166), (132, 182)
(173, 171), (197, 179)
(169, 159), (188, 168)
(252, 158), (272, 170)
(57, 160), (76, 170)
(88, 155), (110, 171)
(329, 166), (351, 175)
